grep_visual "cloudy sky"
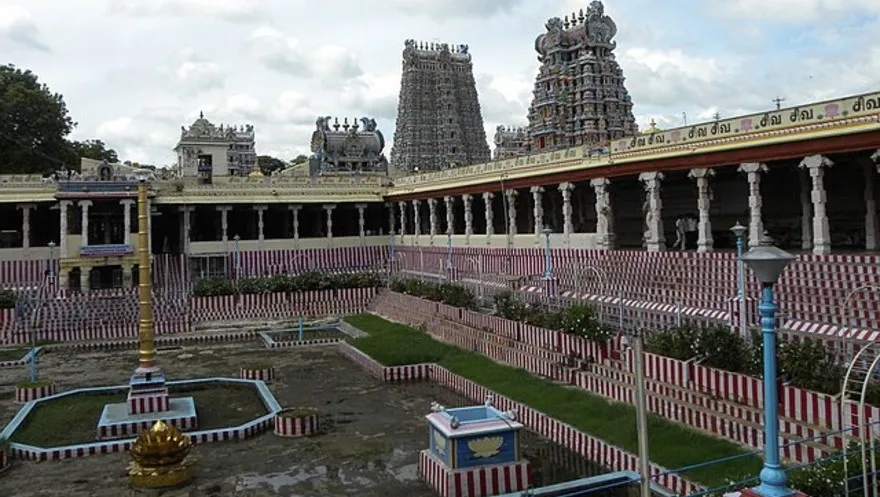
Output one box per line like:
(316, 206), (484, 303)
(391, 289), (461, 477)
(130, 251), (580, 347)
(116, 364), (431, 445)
(2, 0), (879, 167)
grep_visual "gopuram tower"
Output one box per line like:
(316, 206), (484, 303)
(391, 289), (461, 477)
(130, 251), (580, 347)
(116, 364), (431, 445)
(526, 1), (637, 151)
(390, 40), (491, 173)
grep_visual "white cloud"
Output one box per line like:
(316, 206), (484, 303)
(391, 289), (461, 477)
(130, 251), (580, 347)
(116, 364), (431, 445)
(0, 4), (49, 51)
(249, 27), (363, 82)
(108, 0), (264, 21)
(95, 117), (177, 164)
(156, 48), (225, 94)
(710, 0), (880, 22)
(338, 73), (400, 121)
(385, 0), (524, 19)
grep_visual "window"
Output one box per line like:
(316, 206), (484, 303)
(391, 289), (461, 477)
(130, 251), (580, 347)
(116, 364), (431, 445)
(190, 255), (229, 281)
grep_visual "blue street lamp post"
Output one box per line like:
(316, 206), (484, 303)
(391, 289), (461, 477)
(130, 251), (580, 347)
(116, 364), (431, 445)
(731, 222), (748, 340)
(542, 227), (553, 279)
(233, 234), (241, 280)
(741, 237), (795, 497)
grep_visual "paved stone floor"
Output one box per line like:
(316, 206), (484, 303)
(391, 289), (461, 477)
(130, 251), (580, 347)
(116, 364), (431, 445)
(0, 342), (615, 497)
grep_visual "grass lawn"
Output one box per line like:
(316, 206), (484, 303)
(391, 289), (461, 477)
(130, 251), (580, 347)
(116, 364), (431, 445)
(10, 383), (268, 446)
(0, 348), (28, 362)
(344, 313), (760, 488)
(269, 328), (345, 342)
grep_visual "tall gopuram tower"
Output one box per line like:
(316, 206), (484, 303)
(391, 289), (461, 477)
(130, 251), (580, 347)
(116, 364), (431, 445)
(390, 40), (491, 173)
(527, 1), (638, 151)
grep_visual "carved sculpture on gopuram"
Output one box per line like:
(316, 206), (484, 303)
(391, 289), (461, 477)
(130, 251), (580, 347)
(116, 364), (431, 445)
(499, 1), (638, 155)
(493, 125), (529, 160)
(308, 116), (388, 175)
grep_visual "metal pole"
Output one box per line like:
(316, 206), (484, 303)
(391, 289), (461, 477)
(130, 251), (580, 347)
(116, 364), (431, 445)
(755, 283), (788, 496)
(298, 315), (304, 342)
(446, 231), (453, 269)
(543, 231), (552, 279)
(632, 332), (651, 497)
(675, 299), (682, 327)
(736, 233), (748, 340)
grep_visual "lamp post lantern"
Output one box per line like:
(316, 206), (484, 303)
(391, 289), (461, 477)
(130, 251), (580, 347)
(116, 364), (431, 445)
(741, 236), (795, 497)
(542, 226), (553, 279)
(731, 222), (749, 340)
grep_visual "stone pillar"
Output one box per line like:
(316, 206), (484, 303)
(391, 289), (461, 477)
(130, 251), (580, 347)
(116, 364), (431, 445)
(17, 204), (34, 249)
(218, 206), (232, 243)
(798, 169), (813, 251)
(121, 263), (134, 288)
(462, 194), (474, 242)
(505, 189), (517, 240)
(355, 204), (367, 243)
(386, 202), (396, 236)
(559, 183), (574, 247)
(530, 186), (544, 247)
(79, 200), (92, 248)
(483, 192), (494, 244)
(179, 206), (192, 254)
(800, 155), (834, 255)
(867, 150), (880, 251)
(738, 163), (767, 248)
(590, 178), (614, 250)
(688, 168), (715, 252)
(444, 196), (454, 234)
(254, 205), (267, 242)
(79, 266), (90, 292)
(412, 200), (422, 239)
(638, 172), (665, 252)
(324, 204), (336, 242)
(59, 200), (71, 256)
(428, 198), (438, 245)
(120, 200), (134, 246)
(288, 205), (301, 246)
(398, 201), (408, 241)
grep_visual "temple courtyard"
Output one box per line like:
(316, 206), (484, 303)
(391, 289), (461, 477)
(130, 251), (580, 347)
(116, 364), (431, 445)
(0, 343), (610, 497)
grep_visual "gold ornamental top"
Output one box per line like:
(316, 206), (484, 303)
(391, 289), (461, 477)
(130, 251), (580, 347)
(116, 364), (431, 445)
(130, 420), (192, 468)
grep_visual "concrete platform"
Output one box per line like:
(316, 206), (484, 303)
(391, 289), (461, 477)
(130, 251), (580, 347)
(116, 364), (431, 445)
(96, 397), (198, 440)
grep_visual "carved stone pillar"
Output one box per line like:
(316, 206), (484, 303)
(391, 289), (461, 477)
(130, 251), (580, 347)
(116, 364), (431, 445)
(558, 183), (574, 247)
(798, 169), (812, 250)
(254, 205), (267, 242)
(218, 206), (232, 243)
(355, 204), (367, 243)
(462, 194), (473, 242)
(17, 204), (34, 249)
(868, 150), (880, 250)
(504, 189), (517, 241)
(590, 178), (614, 250)
(398, 201), (408, 241)
(79, 200), (92, 248)
(444, 196), (454, 235)
(800, 155), (834, 255)
(179, 206), (192, 254)
(483, 192), (494, 244)
(412, 200), (421, 239)
(324, 204), (336, 242)
(288, 205), (301, 247)
(119, 200), (134, 246)
(59, 200), (71, 256)
(79, 266), (90, 293)
(688, 168), (714, 252)
(638, 172), (664, 252)
(738, 163), (767, 248)
(121, 263), (133, 288)
(428, 198), (438, 245)
(530, 186), (544, 247)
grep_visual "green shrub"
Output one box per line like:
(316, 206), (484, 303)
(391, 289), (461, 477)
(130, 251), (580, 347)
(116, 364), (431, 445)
(192, 272), (380, 297)
(390, 278), (476, 310)
(193, 277), (235, 297)
(0, 289), (16, 309)
(562, 304), (613, 341)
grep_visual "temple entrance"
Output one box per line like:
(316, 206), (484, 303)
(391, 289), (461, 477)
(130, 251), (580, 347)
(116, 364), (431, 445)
(89, 265), (123, 290)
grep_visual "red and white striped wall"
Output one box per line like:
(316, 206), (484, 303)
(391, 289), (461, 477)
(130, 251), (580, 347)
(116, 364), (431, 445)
(128, 393), (170, 415)
(15, 382), (56, 404)
(419, 449), (531, 497)
(0, 448), (8, 474)
(98, 413), (197, 440)
(240, 366), (276, 382)
(383, 364), (432, 382)
(274, 412), (320, 437)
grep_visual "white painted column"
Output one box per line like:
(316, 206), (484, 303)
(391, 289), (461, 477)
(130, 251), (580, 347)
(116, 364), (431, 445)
(483, 192), (494, 244)
(559, 182), (574, 247)
(738, 162), (767, 248)
(398, 201), (408, 242)
(356, 203), (367, 243)
(688, 168), (715, 252)
(254, 205), (267, 242)
(638, 172), (665, 252)
(462, 194), (474, 242)
(591, 178), (613, 250)
(428, 198), (438, 246)
(120, 200), (134, 246)
(79, 200), (92, 248)
(800, 154), (834, 255)
(531, 186), (544, 246)
(288, 205), (302, 247)
(444, 195), (455, 235)
(218, 206), (232, 243)
(865, 150), (880, 251)
(324, 204), (336, 242)
(412, 200), (421, 240)
(798, 168), (813, 250)
(179, 206), (192, 254)
(59, 200), (71, 257)
(386, 203), (396, 236)
(17, 204), (34, 249)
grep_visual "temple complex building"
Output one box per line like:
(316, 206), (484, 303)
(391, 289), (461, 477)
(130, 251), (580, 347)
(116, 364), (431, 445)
(390, 40), (490, 173)
(307, 116), (388, 174)
(174, 112), (257, 181)
(493, 126), (529, 160)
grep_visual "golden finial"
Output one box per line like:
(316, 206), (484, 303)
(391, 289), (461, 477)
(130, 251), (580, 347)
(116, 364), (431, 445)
(128, 420), (194, 489)
(136, 180), (156, 370)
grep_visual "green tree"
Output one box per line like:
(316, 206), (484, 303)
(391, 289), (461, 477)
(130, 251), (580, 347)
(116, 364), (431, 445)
(0, 64), (76, 174)
(292, 154), (308, 165)
(69, 139), (118, 164)
(257, 155), (287, 175)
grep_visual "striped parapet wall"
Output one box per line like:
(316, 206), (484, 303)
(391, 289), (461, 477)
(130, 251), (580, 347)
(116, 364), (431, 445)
(273, 410), (320, 438)
(0, 347), (38, 369)
(258, 330), (344, 350)
(41, 330), (260, 354)
(419, 450), (531, 497)
(190, 287), (378, 323)
(240, 366), (276, 382)
(232, 246), (386, 278)
(337, 343), (432, 383)
(15, 382), (56, 404)
(336, 337), (701, 495)
(98, 412), (197, 440)
(1, 378), (283, 463)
